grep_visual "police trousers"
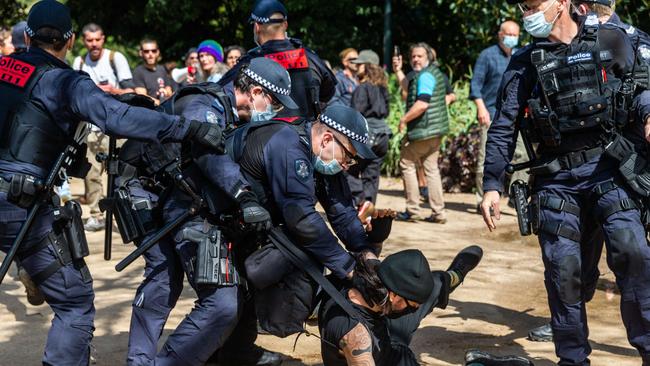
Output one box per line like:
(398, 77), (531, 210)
(126, 218), (242, 366)
(533, 157), (650, 365)
(0, 192), (95, 366)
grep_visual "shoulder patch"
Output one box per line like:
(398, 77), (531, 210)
(265, 48), (309, 70)
(0, 57), (36, 87)
(294, 159), (311, 181)
(639, 45), (650, 61)
(585, 14), (599, 26)
(206, 110), (220, 124)
(626, 26), (636, 35)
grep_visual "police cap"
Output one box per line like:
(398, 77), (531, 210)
(26, 0), (73, 42)
(320, 105), (377, 160)
(377, 249), (434, 304)
(249, 0), (288, 24)
(243, 57), (299, 111)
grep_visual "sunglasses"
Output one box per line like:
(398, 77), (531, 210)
(141, 49), (159, 54)
(332, 135), (358, 167)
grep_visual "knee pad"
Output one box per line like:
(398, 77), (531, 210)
(609, 228), (643, 276)
(559, 255), (582, 304)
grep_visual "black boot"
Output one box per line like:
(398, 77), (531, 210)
(465, 349), (534, 366)
(446, 245), (483, 289)
(527, 323), (553, 342)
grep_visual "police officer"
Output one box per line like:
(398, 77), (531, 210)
(528, 0), (650, 343)
(125, 60), (297, 366)
(481, 0), (650, 364)
(219, 0), (336, 120)
(0, 1), (224, 365)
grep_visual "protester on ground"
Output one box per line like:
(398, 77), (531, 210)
(319, 247), (482, 365)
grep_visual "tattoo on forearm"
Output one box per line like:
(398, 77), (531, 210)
(340, 323), (375, 366)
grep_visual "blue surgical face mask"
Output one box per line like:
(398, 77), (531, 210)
(523, 0), (560, 39)
(250, 93), (276, 122)
(313, 141), (343, 175)
(502, 35), (519, 49)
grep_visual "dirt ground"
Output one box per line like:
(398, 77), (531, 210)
(0, 177), (642, 365)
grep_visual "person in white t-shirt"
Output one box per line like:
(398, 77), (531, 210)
(72, 23), (136, 231)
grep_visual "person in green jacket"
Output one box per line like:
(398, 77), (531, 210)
(393, 42), (449, 223)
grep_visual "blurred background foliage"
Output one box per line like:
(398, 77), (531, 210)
(4, 0), (650, 190)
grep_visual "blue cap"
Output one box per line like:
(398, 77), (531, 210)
(320, 105), (376, 160)
(243, 57), (298, 110)
(249, 0), (288, 24)
(26, 0), (73, 42)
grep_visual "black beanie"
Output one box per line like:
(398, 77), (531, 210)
(377, 249), (433, 304)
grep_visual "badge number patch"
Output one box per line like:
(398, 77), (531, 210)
(295, 159), (311, 181)
(0, 57), (35, 87)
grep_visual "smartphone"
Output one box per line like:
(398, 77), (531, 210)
(393, 46), (400, 58)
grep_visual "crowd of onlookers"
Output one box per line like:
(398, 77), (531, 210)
(0, 18), (526, 229)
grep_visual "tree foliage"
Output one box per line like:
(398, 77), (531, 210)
(5, 0), (650, 76)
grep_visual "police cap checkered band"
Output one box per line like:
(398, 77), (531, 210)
(243, 67), (291, 96)
(320, 114), (369, 145)
(250, 0), (288, 24)
(26, 0), (74, 41)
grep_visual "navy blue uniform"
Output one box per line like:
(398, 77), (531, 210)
(580, 12), (650, 303)
(483, 18), (650, 365)
(0, 47), (190, 366)
(128, 86), (249, 366)
(219, 38), (336, 119)
(239, 117), (370, 278)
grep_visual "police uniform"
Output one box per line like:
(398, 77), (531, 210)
(0, 1), (223, 365)
(218, 0), (336, 120)
(484, 8), (650, 364)
(579, 9), (650, 304)
(123, 82), (272, 366)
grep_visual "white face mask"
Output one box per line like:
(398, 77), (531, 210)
(250, 92), (276, 122)
(523, 0), (561, 39)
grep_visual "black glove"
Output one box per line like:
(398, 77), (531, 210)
(237, 191), (272, 232)
(185, 120), (225, 153)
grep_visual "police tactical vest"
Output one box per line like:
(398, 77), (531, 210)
(0, 53), (72, 171)
(526, 17), (622, 147)
(226, 116), (309, 209)
(405, 64), (450, 141)
(250, 39), (318, 119)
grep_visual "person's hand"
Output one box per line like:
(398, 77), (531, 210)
(481, 190), (501, 231)
(186, 74), (197, 84)
(645, 116), (650, 143)
(392, 55), (403, 73)
(398, 118), (407, 133)
(237, 191), (272, 232)
(97, 83), (115, 94)
(477, 106), (491, 127)
(184, 120), (225, 153)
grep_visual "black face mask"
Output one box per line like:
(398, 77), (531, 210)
(386, 301), (419, 319)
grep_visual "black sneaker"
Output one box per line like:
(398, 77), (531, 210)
(527, 323), (553, 342)
(446, 245), (483, 282)
(465, 349), (534, 366)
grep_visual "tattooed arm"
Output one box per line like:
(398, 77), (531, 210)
(339, 323), (374, 366)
